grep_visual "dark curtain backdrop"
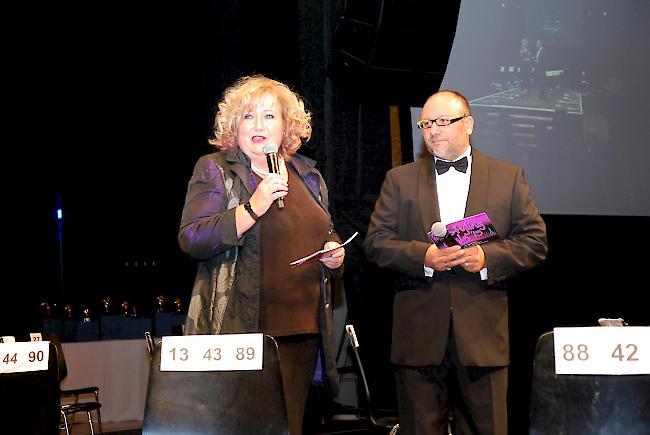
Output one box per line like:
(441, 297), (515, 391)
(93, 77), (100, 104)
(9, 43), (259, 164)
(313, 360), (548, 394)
(6, 1), (648, 433)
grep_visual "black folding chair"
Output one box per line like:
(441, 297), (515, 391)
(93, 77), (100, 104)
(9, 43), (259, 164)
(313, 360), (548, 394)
(529, 331), (650, 434)
(0, 340), (60, 435)
(343, 324), (399, 435)
(143, 334), (289, 434)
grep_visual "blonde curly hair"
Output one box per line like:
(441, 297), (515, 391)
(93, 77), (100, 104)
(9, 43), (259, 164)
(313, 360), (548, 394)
(210, 75), (311, 158)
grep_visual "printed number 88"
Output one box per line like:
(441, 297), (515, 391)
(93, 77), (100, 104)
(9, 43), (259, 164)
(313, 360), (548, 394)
(562, 344), (589, 361)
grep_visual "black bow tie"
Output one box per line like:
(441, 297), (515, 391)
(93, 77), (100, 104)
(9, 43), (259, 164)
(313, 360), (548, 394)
(435, 156), (468, 175)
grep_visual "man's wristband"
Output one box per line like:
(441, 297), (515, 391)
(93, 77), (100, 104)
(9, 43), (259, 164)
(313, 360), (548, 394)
(243, 202), (259, 221)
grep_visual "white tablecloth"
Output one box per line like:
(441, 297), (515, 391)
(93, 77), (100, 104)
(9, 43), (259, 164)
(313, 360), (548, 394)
(61, 339), (150, 422)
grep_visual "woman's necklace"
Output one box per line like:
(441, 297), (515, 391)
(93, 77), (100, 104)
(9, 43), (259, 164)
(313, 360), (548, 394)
(251, 158), (288, 180)
(251, 161), (271, 178)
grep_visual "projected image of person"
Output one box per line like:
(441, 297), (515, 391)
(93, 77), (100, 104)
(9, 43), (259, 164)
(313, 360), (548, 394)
(532, 39), (547, 100)
(178, 75), (345, 435)
(518, 38), (533, 90)
(364, 90), (548, 435)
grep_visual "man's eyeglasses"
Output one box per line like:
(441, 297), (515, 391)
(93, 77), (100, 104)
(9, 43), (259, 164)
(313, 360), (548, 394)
(416, 115), (467, 129)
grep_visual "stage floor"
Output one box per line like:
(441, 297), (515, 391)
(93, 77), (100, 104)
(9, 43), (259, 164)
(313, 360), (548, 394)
(470, 86), (584, 115)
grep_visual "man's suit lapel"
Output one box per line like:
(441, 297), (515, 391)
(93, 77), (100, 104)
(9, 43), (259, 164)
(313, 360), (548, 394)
(418, 154), (440, 238)
(465, 148), (489, 218)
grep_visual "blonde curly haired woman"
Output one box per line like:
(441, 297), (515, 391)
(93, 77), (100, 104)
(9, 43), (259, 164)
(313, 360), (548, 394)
(179, 75), (344, 434)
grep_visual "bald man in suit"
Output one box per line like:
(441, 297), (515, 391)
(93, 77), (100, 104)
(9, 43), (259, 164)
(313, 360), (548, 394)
(364, 90), (547, 435)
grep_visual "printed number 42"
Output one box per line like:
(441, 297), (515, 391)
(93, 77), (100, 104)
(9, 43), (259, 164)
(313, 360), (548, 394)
(611, 343), (639, 362)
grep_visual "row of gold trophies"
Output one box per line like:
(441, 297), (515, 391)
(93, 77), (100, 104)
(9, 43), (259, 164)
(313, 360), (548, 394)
(40, 295), (186, 321)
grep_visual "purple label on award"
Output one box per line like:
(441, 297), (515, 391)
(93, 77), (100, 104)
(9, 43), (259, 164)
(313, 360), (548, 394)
(428, 212), (500, 248)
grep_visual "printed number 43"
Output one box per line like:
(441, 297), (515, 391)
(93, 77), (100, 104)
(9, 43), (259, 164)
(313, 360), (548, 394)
(203, 348), (222, 361)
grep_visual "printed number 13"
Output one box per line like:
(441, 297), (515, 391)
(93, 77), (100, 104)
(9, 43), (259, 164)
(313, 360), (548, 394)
(170, 347), (188, 361)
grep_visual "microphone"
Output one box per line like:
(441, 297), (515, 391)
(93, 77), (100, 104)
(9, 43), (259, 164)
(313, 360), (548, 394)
(262, 143), (284, 209)
(430, 222), (459, 248)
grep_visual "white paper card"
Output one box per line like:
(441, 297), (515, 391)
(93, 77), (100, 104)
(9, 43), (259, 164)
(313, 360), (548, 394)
(0, 341), (50, 373)
(160, 333), (263, 371)
(290, 231), (358, 266)
(553, 326), (650, 375)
